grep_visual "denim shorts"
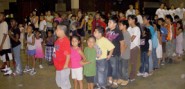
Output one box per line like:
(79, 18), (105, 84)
(27, 50), (36, 56)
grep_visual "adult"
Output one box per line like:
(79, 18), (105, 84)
(168, 5), (176, 19)
(45, 11), (54, 31)
(9, 19), (22, 76)
(155, 3), (165, 19)
(126, 5), (136, 18)
(175, 3), (185, 19)
(0, 12), (13, 76)
(135, 9), (143, 24)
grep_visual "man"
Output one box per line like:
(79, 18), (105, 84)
(0, 12), (13, 76)
(156, 3), (165, 19)
(176, 3), (185, 19)
(126, 5), (136, 18)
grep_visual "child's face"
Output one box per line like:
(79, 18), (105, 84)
(27, 26), (32, 33)
(108, 20), (116, 29)
(89, 15), (93, 19)
(118, 23), (126, 30)
(56, 26), (64, 37)
(94, 29), (101, 39)
(128, 18), (134, 25)
(72, 38), (79, 47)
(40, 17), (43, 21)
(36, 32), (40, 38)
(71, 17), (76, 20)
(158, 20), (162, 26)
(53, 22), (58, 28)
(48, 32), (52, 37)
(87, 38), (95, 48)
(177, 23), (181, 28)
(143, 17), (149, 25)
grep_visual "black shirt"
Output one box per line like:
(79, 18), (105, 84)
(140, 35), (150, 52)
(10, 27), (21, 48)
(106, 27), (124, 56)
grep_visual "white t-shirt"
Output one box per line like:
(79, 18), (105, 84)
(137, 15), (143, 24)
(127, 26), (141, 49)
(27, 34), (36, 50)
(0, 21), (11, 49)
(126, 9), (136, 18)
(39, 20), (47, 31)
(175, 8), (185, 19)
(156, 8), (165, 19)
(45, 16), (54, 28)
(168, 9), (176, 18)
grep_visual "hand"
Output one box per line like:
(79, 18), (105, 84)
(107, 55), (112, 60)
(63, 64), (68, 69)
(147, 51), (151, 56)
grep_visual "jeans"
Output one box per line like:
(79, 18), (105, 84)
(108, 56), (119, 79)
(152, 48), (158, 69)
(118, 58), (129, 80)
(139, 52), (149, 73)
(94, 59), (108, 87)
(149, 55), (153, 72)
(13, 44), (22, 74)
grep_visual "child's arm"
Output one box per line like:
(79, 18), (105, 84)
(64, 54), (70, 69)
(107, 49), (114, 60)
(78, 19), (85, 29)
(78, 49), (86, 61)
(27, 35), (35, 45)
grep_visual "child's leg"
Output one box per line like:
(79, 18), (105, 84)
(90, 83), (94, 89)
(78, 80), (83, 89)
(39, 58), (42, 65)
(73, 79), (78, 89)
(31, 56), (36, 69)
(87, 83), (90, 89)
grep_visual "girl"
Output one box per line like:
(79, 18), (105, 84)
(83, 36), (97, 89)
(176, 21), (183, 58)
(137, 27), (151, 77)
(23, 24), (36, 75)
(156, 24), (163, 68)
(45, 30), (54, 65)
(70, 35), (86, 89)
(35, 31), (44, 69)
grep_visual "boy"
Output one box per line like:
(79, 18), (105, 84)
(106, 16), (124, 88)
(39, 15), (47, 39)
(53, 25), (71, 89)
(118, 20), (131, 85)
(94, 26), (115, 89)
(0, 12), (13, 76)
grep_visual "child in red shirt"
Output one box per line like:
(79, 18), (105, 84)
(53, 25), (71, 89)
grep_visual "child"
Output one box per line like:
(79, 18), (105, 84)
(83, 36), (97, 89)
(24, 24), (36, 75)
(137, 27), (151, 77)
(87, 14), (93, 35)
(156, 25), (163, 67)
(35, 31), (44, 69)
(53, 25), (71, 89)
(93, 26), (115, 89)
(176, 21), (183, 58)
(118, 20), (131, 85)
(45, 30), (54, 65)
(39, 16), (47, 40)
(69, 15), (78, 36)
(127, 15), (141, 81)
(70, 35), (86, 89)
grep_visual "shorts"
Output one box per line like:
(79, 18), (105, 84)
(85, 76), (94, 83)
(0, 49), (13, 62)
(27, 50), (36, 56)
(71, 67), (83, 80)
(56, 68), (71, 89)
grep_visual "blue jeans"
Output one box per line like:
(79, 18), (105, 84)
(139, 52), (149, 73)
(13, 44), (22, 74)
(118, 58), (129, 80)
(152, 48), (158, 69)
(149, 55), (153, 72)
(108, 56), (119, 80)
(94, 59), (108, 87)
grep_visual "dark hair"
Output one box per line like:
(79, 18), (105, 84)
(119, 20), (129, 29)
(174, 15), (180, 20)
(143, 15), (153, 25)
(71, 14), (76, 18)
(88, 35), (96, 42)
(109, 15), (118, 23)
(177, 20), (183, 31)
(0, 12), (5, 16)
(143, 27), (151, 39)
(127, 15), (138, 24)
(28, 24), (35, 30)
(165, 15), (173, 22)
(95, 26), (105, 36)
(158, 18), (165, 22)
(70, 35), (81, 47)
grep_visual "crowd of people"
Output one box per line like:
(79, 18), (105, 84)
(0, 2), (185, 89)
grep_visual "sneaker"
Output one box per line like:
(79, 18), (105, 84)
(137, 72), (144, 76)
(23, 66), (31, 73)
(39, 65), (43, 69)
(143, 72), (149, 78)
(4, 69), (12, 76)
(121, 80), (129, 86)
(111, 82), (118, 89)
(129, 79), (136, 82)
(107, 80), (113, 86)
(29, 69), (36, 76)
(1, 66), (9, 72)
